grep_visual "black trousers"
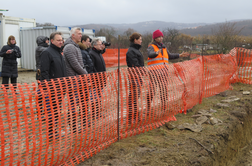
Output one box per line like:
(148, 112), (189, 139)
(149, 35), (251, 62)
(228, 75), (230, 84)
(127, 77), (143, 122)
(38, 84), (63, 139)
(2, 77), (17, 85)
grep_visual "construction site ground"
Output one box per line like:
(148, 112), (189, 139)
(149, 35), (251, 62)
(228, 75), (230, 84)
(10, 70), (252, 166)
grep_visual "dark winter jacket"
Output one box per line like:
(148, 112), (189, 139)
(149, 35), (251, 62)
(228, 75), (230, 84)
(147, 41), (179, 59)
(90, 47), (106, 73)
(40, 43), (67, 81)
(78, 42), (96, 73)
(126, 43), (144, 67)
(86, 47), (91, 53)
(35, 36), (49, 70)
(0, 44), (21, 78)
(63, 37), (87, 76)
(100, 48), (106, 54)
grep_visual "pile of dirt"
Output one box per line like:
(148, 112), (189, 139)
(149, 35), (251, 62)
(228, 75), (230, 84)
(78, 83), (252, 166)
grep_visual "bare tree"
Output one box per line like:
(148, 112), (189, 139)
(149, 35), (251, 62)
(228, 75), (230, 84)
(105, 28), (116, 42)
(123, 28), (135, 37)
(180, 33), (193, 51)
(95, 28), (119, 48)
(163, 28), (181, 53)
(95, 28), (116, 42)
(212, 22), (244, 54)
(141, 32), (153, 59)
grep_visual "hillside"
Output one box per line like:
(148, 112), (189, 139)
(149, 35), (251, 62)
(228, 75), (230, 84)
(180, 20), (252, 36)
(75, 21), (207, 35)
(75, 20), (252, 36)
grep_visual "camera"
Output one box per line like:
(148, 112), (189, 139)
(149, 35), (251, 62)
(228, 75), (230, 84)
(13, 49), (20, 57)
(102, 41), (111, 47)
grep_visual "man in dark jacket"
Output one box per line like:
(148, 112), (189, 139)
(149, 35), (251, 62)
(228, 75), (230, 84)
(40, 32), (66, 80)
(78, 35), (96, 73)
(39, 32), (67, 140)
(89, 38), (107, 119)
(90, 38), (106, 72)
(35, 36), (49, 80)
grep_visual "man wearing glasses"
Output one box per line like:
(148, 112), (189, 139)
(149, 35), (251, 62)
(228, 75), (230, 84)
(89, 38), (106, 73)
(40, 32), (66, 80)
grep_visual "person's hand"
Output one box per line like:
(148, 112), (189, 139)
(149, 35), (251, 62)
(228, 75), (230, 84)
(6, 49), (13, 54)
(156, 49), (161, 55)
(37, 69), (41, 76)
(179, 51), (189, 57)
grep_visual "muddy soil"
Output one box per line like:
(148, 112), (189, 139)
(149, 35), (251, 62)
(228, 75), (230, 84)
(0, 67), (119, 84)
(0, 69), (37, 84)
(77, 83), (252, 166)
(7, 70), (252, 166)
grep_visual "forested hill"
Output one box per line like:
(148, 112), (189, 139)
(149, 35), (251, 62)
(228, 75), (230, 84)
(75, 21), (207, 35)
(180, 20), (252, 36)
(75, 20), (252, 36)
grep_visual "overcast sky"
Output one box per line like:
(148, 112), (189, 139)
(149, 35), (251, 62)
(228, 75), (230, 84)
(1, 0), (251, 26)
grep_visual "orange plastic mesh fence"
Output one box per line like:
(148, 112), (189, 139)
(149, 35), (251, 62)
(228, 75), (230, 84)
(0, 73), (119, 165)
(236, 48), (252, 84)
(0, 47), (251, 165)
(173, 57), (203, 110)
(202, 53), (237, 98)
(102, 49), (128, 67)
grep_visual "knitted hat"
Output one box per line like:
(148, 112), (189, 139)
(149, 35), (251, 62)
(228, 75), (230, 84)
(152, 29), (163, 39)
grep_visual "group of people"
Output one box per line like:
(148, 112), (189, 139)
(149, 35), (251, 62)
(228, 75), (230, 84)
(0, 28), (188, 86)
(0, 28), (188, 135)
(36, 27), (107, 82)
(126, 29), (189, 124)
(35, 27), (108, 136)
(0, 27), (108, 86)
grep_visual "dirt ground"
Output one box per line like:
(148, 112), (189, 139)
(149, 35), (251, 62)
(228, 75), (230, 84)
(0, 67), (119, 84)
(0, 69), (37, 84)
(9, 70), (252, 166)
(76, 83), (252, 166)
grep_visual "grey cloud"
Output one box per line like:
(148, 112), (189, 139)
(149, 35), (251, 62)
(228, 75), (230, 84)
(1, 0), (251, 26)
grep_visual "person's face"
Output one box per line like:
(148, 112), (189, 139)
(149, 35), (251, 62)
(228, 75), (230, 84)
(82, 38), (90, 48)
(73, 30), (82, 43)
(10, 39), (16, 45)
(101, 44), (105, 50)
(94, 41), (102, 50)
(51, 34), (63, 48)
(45, 40), (49, 45)
(155, 36), (163, 43)
(61, 40), (65, 47)
(134, 36), (142, 45)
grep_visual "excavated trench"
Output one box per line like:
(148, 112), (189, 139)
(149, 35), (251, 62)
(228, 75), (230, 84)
(209, 103), (252, 166)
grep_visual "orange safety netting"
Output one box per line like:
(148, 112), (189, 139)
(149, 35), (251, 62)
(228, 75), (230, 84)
(202, 53), (237, 98)
(102, 49), (128, 67)
(236, 48), (252, 84)
(0, 47), (251, 165)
